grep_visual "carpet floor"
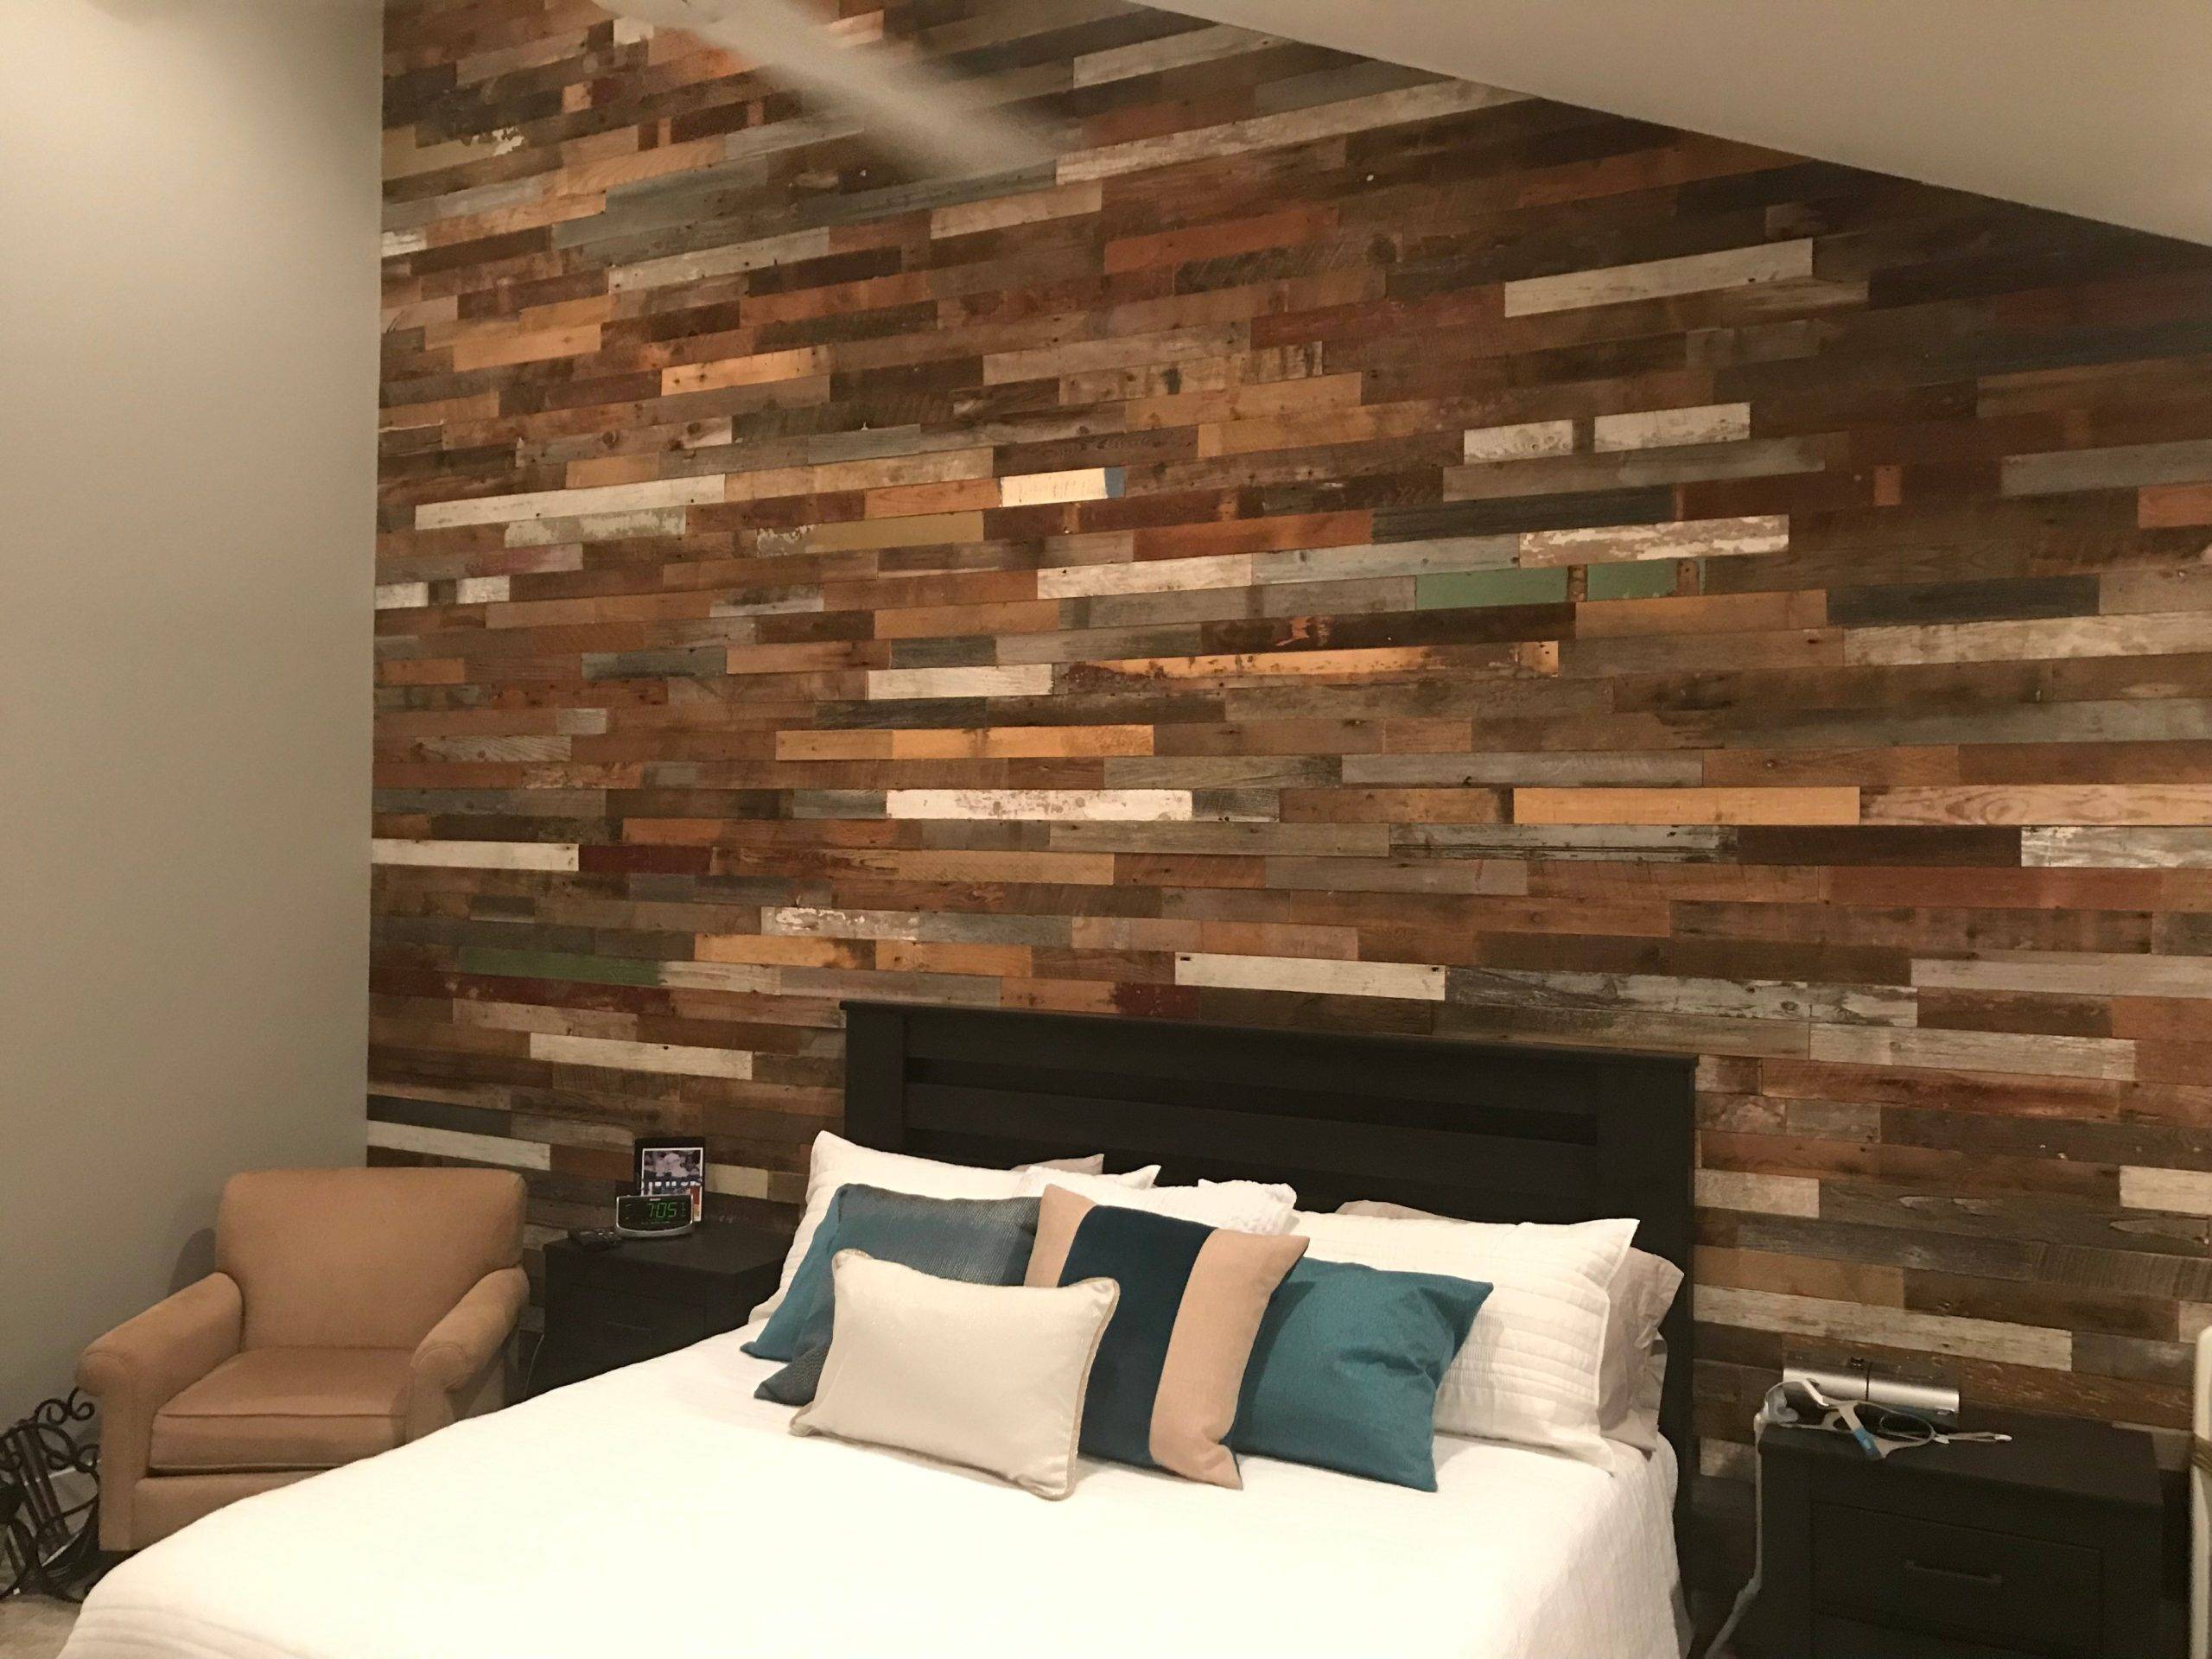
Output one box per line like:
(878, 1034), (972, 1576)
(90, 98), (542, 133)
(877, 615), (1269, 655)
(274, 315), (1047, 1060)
(0, 1597), (77, 1659)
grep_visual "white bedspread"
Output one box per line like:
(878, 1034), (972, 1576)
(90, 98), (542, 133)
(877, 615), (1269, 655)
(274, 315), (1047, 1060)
(66, 1323), (1681, 1659)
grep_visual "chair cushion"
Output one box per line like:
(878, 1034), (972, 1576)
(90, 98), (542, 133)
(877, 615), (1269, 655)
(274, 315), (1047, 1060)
(149, 1349), (413, 1473)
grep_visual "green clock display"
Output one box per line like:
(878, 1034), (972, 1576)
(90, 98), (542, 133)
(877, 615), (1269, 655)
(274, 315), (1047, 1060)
(614, 1193), (696, 1237)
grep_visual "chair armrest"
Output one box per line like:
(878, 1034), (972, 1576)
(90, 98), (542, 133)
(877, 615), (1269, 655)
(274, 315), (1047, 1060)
(2197, 1324), (2212, 1442)
(77, 1273), (243, 1540)
(406, 1267), (528, 1437)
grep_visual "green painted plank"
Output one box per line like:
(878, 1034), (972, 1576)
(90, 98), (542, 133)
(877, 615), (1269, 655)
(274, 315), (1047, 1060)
(1586, 560), (1680, 600)
(456, 947), (662, 986)
(1415, 567), (1570, 609)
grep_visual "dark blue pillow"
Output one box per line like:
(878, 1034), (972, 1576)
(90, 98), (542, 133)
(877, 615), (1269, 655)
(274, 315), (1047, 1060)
(1230, 1258), (1491, 1491)
(743, 1185), (1040, 1404)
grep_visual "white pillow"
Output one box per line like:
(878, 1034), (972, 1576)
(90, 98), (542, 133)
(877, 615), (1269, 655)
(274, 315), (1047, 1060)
(753, 1132), (1155, 1325)
(1334, 1199), (1680, 1452)
(1033, 1171), (1299, 1233)
(1600, 1249), (1682, 1449)
(1294, 1209), (1636, 1466)
(1025, 1154), (1107, 1175)
(1611, 1338), (1671, 1455)
(791, 1252), (1119, 1499)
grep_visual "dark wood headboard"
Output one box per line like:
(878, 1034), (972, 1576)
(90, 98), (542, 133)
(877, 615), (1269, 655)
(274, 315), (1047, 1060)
(841, 1000), (1699, 1506)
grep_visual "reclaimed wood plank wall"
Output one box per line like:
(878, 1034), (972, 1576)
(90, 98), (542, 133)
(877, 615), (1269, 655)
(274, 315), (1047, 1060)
(378, 0), (2212, 1516)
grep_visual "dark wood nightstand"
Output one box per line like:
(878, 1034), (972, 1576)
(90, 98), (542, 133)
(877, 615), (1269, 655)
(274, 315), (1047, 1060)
(1742, 1409), (2163, 1659)
(531, 1223), (788, 1394)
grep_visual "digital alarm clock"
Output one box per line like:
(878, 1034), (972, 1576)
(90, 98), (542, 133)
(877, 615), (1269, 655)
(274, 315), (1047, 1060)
(614, 1192), (697, 1238)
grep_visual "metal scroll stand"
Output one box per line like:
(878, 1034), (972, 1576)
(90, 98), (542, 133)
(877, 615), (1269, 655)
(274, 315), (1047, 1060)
(1, 1390), (104, 1602)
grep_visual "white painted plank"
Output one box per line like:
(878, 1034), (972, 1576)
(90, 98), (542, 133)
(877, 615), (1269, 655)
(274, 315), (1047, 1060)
(1520, 514), (1789, 567)
(1173, 951), (1447, 1001)
(2025, 827), (2212, 868)
(372, 839), (580, 872)
(529, 1033), (753, 1079)
(2120, 1166), (2212, 1216)
(999, 467), (1123, 507)
(1462, 419), (1576, 463)
(887, 789), (1192, 821)
(1593, 402), (1751, 452)
(417, 475), (721, 531)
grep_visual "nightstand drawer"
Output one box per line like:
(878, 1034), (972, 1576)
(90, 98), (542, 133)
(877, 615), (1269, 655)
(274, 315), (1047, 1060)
(1811, 1503), (2100, 1656)
(546, 1284), (718, 1344)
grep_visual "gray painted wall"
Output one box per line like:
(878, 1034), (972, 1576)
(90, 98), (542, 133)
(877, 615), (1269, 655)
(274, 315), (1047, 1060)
(0, 0), (379, 1421)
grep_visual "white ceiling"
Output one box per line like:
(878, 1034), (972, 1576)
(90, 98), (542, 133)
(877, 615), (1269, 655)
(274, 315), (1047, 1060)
(1173, 0), (2212, 247)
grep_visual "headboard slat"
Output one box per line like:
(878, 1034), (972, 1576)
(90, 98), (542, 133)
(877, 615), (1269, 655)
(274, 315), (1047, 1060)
(905, 1083), (1599, 1196)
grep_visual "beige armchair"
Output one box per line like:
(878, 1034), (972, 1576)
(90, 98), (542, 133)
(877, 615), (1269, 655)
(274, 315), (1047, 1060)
(78, 1167), (528, 1550)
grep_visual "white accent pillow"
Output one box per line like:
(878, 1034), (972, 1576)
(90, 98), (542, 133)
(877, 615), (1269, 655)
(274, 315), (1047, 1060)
(753, 1132), (1156, 1325)
(791, 1252), (1119, 1499)
(1033, 1171), (1299, 1233)
(1294, 1209), (1636, 1466)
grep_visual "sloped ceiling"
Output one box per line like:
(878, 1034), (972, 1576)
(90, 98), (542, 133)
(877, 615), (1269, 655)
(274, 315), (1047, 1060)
(1173, 0), (2212, 247)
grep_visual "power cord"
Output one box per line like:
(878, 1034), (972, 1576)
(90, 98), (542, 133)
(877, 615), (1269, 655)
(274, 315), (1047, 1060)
(1701, 1415), (1766, 1657)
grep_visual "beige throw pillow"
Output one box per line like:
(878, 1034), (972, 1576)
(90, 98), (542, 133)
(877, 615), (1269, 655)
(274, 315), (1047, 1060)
(790, 1252), (1120, 1499)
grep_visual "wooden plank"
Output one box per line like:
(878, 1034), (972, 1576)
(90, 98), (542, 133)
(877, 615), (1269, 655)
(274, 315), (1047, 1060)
(365, 1121), (551, 1171)
(1503, 238), (1815, 317)
(1695, 1285), (2072, 1370)
(1058, 80), (1525, 182)
(1808, 1026), (2137, 1082)
(1866, 786), (2212, 826)
(866, 665), (1053, 700)
(1513, 787), (1860, 826)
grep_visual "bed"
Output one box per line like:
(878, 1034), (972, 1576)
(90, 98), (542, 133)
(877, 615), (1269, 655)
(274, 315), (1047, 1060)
(64, 1003), (1697, 1659)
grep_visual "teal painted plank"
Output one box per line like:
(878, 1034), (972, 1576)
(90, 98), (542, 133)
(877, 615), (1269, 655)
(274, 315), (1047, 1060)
(1415, 567), (1569, 609)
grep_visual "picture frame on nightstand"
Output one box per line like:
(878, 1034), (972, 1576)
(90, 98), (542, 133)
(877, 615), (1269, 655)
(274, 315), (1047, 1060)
(632, 1135), (707, 1222)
